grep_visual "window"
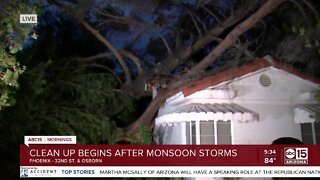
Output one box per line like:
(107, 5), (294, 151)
(186, 121), (197, 144)
(186, 120), (231, 144)
(300, 122), (320, 144)
(200, 121), (215, 144)
(217, 121), (232, 144)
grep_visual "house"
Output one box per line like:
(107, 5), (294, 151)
(153, 56), (320, 145)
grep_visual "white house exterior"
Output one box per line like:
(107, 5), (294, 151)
(153, 56), (320, 145)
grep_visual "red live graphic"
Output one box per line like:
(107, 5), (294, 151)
(20, 145), (320, 166)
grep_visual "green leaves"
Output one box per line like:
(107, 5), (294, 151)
(138, 126), (153, 144)
(0, 58), (136, 145)
(0, 51), (25, 110)
(0, 0), (39, 52)
(291, 26), (305, 35)
(0, 91), (11, 109)
(0, 0), (41, 110)
(2, 69), (19, 87)
(127, 126), (153, 144)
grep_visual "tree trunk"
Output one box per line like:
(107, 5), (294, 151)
(129, 95), (167, 131)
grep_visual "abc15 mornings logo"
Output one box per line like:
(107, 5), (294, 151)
(284, 147), (308, 165)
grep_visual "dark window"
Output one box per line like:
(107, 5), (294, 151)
(301, 123), (314, 144)
(191, 121), (196, 144)
(315, 122), (320, 144)
(185, 121), (196, 144)
(185, 122), (190, 144)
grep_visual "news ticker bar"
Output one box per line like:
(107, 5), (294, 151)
(20, 166), (320, 178)
(20, 145), (320, 166)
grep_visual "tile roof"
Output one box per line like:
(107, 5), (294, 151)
(178, 57), (320, 97)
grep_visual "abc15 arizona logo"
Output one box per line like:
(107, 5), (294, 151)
(284, 147), (308, 165)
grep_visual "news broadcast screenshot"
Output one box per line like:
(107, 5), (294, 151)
(0, 0), (320, 179)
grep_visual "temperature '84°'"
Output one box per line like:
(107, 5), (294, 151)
(264, 157), (276, 164)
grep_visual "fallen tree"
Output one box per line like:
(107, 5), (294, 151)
(49, 0), (304, 141)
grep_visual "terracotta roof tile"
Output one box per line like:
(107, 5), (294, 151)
(179, 58), (320, 97)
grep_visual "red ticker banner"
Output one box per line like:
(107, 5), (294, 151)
(20, 144), (320, 178)
(20, 144), (320, 166)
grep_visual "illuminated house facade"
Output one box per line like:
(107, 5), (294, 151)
(153, 56), (320, 145)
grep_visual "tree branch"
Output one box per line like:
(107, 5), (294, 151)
(158, 33), (172, 54)
(48, 0), (132, 84)
(302, 0), (319, 18)
(81, 53), (113, 62)
(156, 0), (253, 74)
(121, 50), (143, 74)
(77, 19), (132, 83)
(194, 12), (208, 32)
(97, 10), (138, 26)
(123, 1), (253, 98)
(186, 10), (203, 36)
(211, 37), (255, 59)
(201, 5), (221, 24)
(81, 51), (143, 74)
(125, 0), (289, 133)
(128, 92), (167, 132)
(188, 0), (287, 74)
(289, 0), (312, 27)
(90, 64), (123, 84)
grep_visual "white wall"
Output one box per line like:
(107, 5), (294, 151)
(229, 67), (318, 144)
(232, 104), (301, 144)
(154, 122), (186, 144)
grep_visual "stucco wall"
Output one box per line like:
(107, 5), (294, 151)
(154, 122), (186, 144)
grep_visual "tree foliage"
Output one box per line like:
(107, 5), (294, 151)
(0, 0), (39, 110)
(0, 51), (25, 109)
(0, 0), (38, 52)
(0, 57), (137, 177)
(274, 0), (320, 75)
